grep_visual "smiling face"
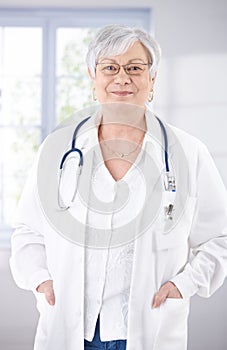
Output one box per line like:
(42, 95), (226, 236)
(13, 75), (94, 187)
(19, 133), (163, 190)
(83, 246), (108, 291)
(89, 41), (156, 108)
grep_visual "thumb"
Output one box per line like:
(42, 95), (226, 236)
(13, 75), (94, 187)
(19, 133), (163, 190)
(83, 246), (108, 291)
(44, 285), (55, 306)
(152, 285), (169, 308)
(36, 280), (56, 306)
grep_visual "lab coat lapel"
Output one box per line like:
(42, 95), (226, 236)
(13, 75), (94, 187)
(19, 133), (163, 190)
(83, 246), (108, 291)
(126, 110), (170, 349)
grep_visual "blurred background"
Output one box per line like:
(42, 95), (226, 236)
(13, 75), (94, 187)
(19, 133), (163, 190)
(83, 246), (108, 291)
(0, 0), (227, 349)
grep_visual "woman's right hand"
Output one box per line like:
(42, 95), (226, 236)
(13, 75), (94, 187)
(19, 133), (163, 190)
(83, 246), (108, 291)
(36, 280), (55, 306)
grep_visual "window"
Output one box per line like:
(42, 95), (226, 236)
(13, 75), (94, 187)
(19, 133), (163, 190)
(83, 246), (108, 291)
(56, 27), (95, 123)
(0, 8), (152, 245)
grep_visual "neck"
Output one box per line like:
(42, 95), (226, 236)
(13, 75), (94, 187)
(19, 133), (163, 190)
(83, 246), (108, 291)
(99, 104), (147, 141)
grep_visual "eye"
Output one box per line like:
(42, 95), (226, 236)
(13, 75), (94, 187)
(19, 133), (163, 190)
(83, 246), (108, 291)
(127, 64), (144, 73)
(102, 64), (118, 72)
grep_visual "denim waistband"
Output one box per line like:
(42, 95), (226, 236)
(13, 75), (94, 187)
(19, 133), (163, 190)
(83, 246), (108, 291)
(84, 314), (127, 350)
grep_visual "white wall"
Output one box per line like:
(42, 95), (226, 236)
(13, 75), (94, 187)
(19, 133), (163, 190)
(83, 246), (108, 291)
(153, 0), (227, 189)
(1, 1), (227, 349)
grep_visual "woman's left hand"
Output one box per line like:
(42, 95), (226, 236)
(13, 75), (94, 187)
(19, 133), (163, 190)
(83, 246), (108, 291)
(152, 281), (183, 308)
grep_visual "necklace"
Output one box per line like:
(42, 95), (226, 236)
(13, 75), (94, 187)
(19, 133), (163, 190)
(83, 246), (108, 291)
(102, 140), (141, 158)
(99, 127), (144, 158)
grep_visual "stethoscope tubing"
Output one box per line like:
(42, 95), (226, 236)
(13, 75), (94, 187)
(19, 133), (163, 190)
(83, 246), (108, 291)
(58, 114), (176, 215)
(60, 115), (170, 173)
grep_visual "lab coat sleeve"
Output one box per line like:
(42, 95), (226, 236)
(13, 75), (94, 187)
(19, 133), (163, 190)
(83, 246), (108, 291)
(9, 153), (52, 292)
(170, 142), (227, 299)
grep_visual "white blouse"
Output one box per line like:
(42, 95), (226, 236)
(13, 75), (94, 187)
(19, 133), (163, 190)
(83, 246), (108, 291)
(83, 142), (147, 341)
(84, 240), (134, 341)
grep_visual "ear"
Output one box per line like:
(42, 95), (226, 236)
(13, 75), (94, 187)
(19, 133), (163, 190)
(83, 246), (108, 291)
(149, 71), (157, 93)
(151, 71), (157, 84)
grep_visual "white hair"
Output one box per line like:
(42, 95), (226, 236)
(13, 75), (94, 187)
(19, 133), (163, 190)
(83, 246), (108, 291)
(86, 24), (161, 78)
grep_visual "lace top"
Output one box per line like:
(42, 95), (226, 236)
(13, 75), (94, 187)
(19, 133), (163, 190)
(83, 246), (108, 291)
(83, 148), (146, 341)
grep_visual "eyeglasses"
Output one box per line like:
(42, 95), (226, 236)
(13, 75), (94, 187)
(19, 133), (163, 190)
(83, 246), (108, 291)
(96, 62), (152, 76)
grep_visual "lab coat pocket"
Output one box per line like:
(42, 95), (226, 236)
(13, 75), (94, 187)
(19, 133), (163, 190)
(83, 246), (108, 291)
(34, 291), (48, 313)
(154, 196), (197, 250)
(34, 292), (50, 342)
(34, 290), (57, 345)
(34, 286), (56, 316)
(154, 298), (190, 350)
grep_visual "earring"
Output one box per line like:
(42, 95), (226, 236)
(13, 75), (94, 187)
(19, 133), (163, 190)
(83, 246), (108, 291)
(92, 87), (97, 101)
(148, 91), (154, 103)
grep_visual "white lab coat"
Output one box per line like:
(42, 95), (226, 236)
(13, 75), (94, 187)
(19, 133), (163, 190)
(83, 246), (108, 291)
(10, 107), (227, 350)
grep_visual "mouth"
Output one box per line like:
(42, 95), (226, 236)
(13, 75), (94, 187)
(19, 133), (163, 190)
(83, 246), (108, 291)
(111, 91), (133, 97)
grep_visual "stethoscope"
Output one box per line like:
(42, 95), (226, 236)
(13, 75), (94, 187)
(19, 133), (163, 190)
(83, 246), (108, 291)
(58, 115), (176, 219)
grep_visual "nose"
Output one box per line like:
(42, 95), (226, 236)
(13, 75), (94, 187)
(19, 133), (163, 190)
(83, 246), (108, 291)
(113, 67), (131, 84)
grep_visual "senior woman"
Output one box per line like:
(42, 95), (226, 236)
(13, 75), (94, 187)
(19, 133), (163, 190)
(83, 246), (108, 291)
(10, 24), (227, 350)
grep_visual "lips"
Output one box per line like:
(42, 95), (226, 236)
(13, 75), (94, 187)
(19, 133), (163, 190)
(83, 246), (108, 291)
(111, 91), (133, 96)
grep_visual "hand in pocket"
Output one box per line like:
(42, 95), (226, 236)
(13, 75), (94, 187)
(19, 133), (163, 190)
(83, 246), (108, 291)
(37, 280), (55, 306)
(152, 281), (182, 308)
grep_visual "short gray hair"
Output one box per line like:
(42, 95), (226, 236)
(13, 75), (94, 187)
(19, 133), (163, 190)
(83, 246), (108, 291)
(86, 24), (161, 78)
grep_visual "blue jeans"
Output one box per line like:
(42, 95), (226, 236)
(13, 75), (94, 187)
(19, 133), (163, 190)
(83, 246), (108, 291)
(84, 314), (127, 350)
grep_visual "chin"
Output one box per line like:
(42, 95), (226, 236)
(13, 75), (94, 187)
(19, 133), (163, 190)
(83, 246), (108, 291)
(103, 97), (142, 106)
